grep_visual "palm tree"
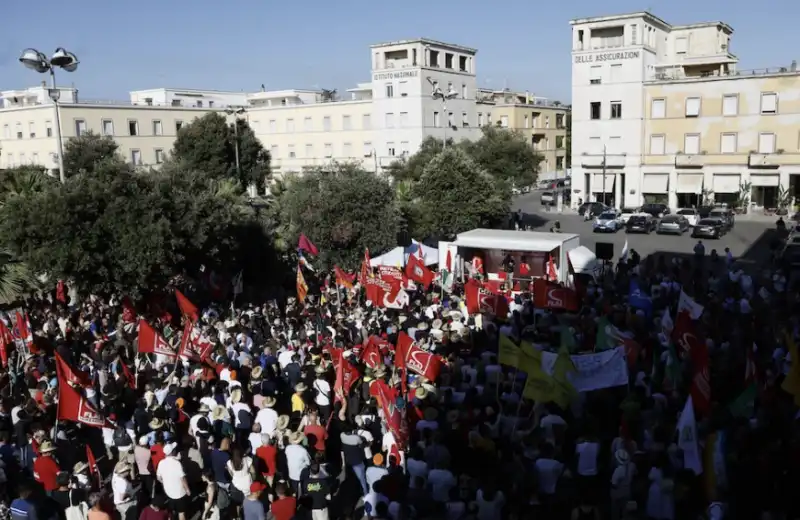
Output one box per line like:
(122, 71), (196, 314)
(0, 166), (55, 208)
(0, 248), (44, 305)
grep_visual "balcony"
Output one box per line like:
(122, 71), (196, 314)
(580, 153), (626, 168)
(749, 152), (783, 168)
(674, 153), (704, 168)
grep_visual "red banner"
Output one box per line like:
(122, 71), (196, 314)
(360, 341), (382, 369)
(55, 352), (93, 388)
(405, 255), (434, 290)
(673, 311), (711, 416)
(138, 321), (177, 357)
(175, 290), (199, 322)
(396, 332), (442, 382)
(57, 373), (110, 428)
(533, 278), (579, 312)
(465, 279), (509, 318)
(334, 355), (360, 402)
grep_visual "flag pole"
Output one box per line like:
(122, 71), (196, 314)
(510, 397), (525, 438)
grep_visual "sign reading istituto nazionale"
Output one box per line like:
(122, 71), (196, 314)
(373, 71), (420, 81)
(574, 51), (641, 64)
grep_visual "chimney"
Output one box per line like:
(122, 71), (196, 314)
(525, 90), (530, 104)
(41, 80), (46, 88)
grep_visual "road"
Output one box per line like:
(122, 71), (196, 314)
(512, 191), (778, 268)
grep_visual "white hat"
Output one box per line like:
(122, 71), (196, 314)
(163, 442), (178, 456)
(615, 449), (630, 465)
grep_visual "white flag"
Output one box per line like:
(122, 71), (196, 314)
(620, 239), (629, 263)
(383, 289), (409, 309)
(232, 271), (243, 296)
(678, 290), (704, 319)
(676, 395), (703, 474)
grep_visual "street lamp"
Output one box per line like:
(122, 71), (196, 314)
(428, 77), (458, 151)
(225, 106), (246, 182)
(19, 47), (79, 184)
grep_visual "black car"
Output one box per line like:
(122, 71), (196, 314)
(640, 203), (670, 218)
(709, 208), (734, 230)
(692, 218), (725, 239)
(578, 202), (608, 217)
(626, 215), (655, 233)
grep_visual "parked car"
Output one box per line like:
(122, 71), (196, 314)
(656, 215), (690, 235)
(640, 203), (670, 218)
(593, 212), (621, 233)
(511, 186), (521, 195)
(522, 185), (531, 194)
(618, 207), (639, 225)
(676, 208), (699, 227)
(578, 201), (608, 217)
(697, 206), (715, 218)
(709, 208), (734, 230)
(692, 218), (726, 239)
(540, 191), (555, 206)
(625, 214), (655, 234)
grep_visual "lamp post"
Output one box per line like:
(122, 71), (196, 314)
(225, 106), (246, 178)
(429, 78), (458, 151)
(19, 48), (79, 184)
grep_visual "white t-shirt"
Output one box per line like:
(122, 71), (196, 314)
(285, 444), (311, 481)
(575, 441), (600, 476)
(610, 462), (636, 499)
(534, 458), (564, 495)
(407, 458), (429, 489)
(227, 457), (253, 494)
(313, 379), (331, 407)
(111, 474), (134, 504)
(255, 408), (278, 435)
(231, 402), (252, 429)
(476, 489), (505, 520)
(157, 456), (187, 499)
(427, 468), (456, 502)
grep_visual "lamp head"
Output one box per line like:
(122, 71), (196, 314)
(19, 48), (49, 73)
(445, 88), (458, 99)
(50, 48), (79, 72)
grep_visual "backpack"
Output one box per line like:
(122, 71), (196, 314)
(216, 485), (230, 510)
(64, 490), (89, 520)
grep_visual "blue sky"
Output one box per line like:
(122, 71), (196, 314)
(1, 0), (795, 103)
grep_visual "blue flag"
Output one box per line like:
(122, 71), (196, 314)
(628, 279), (652, 316)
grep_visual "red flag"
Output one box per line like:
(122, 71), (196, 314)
(445, 249), (452, 272)
(297, 233), (319, 256)
(86, 445), (98, 476)
(57, 374), (111, 428)
(334, 355), (360, 402)
(404, 255), (434, 290)
(464, 279), (509, 318)
(137, 321), (177, 357)
(0, 320), (12, 368)
(364, 277), (392, 308)
(396, 332), (443, 382)
(120, 361), (137, 389)
(334, 265), (355, 290)
(178, 322), (214, 362)
(55, 352), (93, 388)
(360, 249), (373, 286)
(56, 281), (67, 304)
(673, 311), (711, 416)
(375, 380), (408, 450)
(360, 341), (382, 369)
(532, 278), (579, 311)
(122, 297), (137, 324)
(547, 255), (558, 281)
(175, 290), (199, 322)
(296, 266), (308, 302)
(13, 312), (34, 350)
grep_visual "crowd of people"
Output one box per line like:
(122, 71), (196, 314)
(0, 229), (797, 520)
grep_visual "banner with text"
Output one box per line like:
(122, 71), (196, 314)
(540, 346), (628, 392)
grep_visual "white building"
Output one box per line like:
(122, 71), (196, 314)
(128, 88), (250, 109)
(570, 11), (738, 209)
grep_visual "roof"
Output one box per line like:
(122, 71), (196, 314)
(369, 38), (477, 54)
(453, 229), (578, 252)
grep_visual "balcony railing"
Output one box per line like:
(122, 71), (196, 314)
(649, 65), (798, 82)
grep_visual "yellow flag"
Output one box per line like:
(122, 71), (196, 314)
(782, 332), (800, 404)
(498, 335), (521, 368)
(521, 344), (573, 409)
(518, 341), (542, 374)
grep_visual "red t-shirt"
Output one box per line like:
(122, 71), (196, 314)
(138, 506), (170, 520)
(256, 445), (277, 476)
(270, 497), (297, 520)
(33, 455), (60, 491)
(303, 424), (327, 451)
(150, 444), (165, 472)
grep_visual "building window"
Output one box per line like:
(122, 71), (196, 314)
(362, 114), (371, 129)
(487, 113), (492, 126)
(683, 133), (700, 155)
(196, 101), (203, 107)
(650, 134), (665, 155)
(761, 92), (778, 114)
(590, 102), (601, 120)
(387, 143), (396, 156)
(478, 113), (485, 126)
(32, 152), (38, 164)
(342, 115), (351, 130)
(288, 144), (296, 158)
(28, 122), (35, 138)
(400, 141), (409, 155)
(304, 117), (312, 131)
(343, 143), (352, 157)
(524, 115), (529, 128)
(448, 112), (454, 127)
(2, 125), (9, 139)
(610, 101), (622, 119)
(722, 94), (738, 116)
(399, 82), (408, 97)
(324, 144), (332, 158)
(720, 133), (737, 154)
(462, 113), (468, 127)
(268, 120), (276, 133)
(19, 153), (25, 164)
(675, 36), (688, 54)
(685, 97), (701, 117)
(500, 115), (509, 128)
(461, 84), (468, 99)
(75, 119), (87, 136)
(270, 145), (278, 157)
(153, 120), (163, 136)
(433, 112), (440, 127)
(445, 53), (454, 69)
(128, 120), (139, 136)
(45, 121), (52, 137)
(102, 119), (114, 136)
(155, 149), (165, 164)
(305, 144), (313, 157)
(386, 84), (394, 98)
(590, 66), (602, 84)
(556, 114), (565, 128)
(399, 112), (409, 127)
(758, 132), (776, 153)
(286, 119), (295, 132)
(208, 101), (214, 108)
(556, 156), (565, 170)
(363, 142), (372, 157)
(556, 136), (564, 148)
(610, 64), (622, 82)
(385, 113), (395, 128)
(651, 98), (666, 118)
(545, 116), (550, 128)
(459, 55), (468, 72)
(131, 149), (142, 165)
(322, 116), (331, 131)
(175, 120), (183, 133)
(15, 123), (22, 139)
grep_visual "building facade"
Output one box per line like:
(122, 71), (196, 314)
(476, 89), (570, 179)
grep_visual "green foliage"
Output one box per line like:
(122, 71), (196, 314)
(409, 148), (510, 240)
(461, 126), (542, 186)
(0, 248), (45, 305)
(171, 112), (271, 192)
(565, 112), (572, 169)
(385, 136), (450, 183)
(63, 131), (124, 176)
(275, 162), (398, 270)
(0, 166), (58, 208)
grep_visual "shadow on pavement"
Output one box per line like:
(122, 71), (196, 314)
(738, 228), (780, 265)
(520, 211), (552, 230)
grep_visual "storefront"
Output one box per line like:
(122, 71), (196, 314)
(750, 173), (779, 209)
(641, 173), (669, 205)
(676, 173), (703, 208)
(592, 173), (615, 206)
(712, 173), (741, 206)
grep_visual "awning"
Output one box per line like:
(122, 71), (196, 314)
(676, 173), (703, 193)
(592, 173), (614, 193)
(712, 174), (741, 193)
(642, 174), (669, 193)
(750, 174), (779, 187)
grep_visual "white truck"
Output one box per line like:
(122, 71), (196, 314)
(540, 191), (555, 206)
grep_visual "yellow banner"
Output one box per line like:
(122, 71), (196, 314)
(522, 369), (572, 409)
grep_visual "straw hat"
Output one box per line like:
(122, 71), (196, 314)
(288, 431), (305, 444)
(431, 319), (443, 330)
(314, 364), (327, 374)
(276, 415), (290, 430)
(39, 441), (57, 453)
(373, 366), (387, 378)
(430, 329), (444, 341)
(148, 418), (164, 430)
(414, 387), (429, 400)
(230, 387), (243, 404)
(417, 322), (429, 331)
(423, 407), (439, 422)
(262, 396), (277, 408)
(212, 405), (228, 421)
(73, 461), (89, 473)
(198, 403), (211, 413)
(251, 366), (263, 379)
(294, 382), (308, 393)
(114, 462), (132, 475)
(449, 310), (463, 321)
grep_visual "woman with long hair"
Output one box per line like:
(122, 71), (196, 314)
(226, 447), (255, 505)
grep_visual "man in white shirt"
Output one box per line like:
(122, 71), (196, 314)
(313, 370), (332, 419)
(254, 397), (278, 436)
(427, 462), (457, 502)
(111, 463), (136, 520)
(189, 404), (211, 438)
(156, 443), (190, 520)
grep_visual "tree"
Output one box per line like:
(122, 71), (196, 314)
(0, 166), (58, 208)
(385, 136), (449, 183)
(63, 131), (123, 176)
(170, 112), (270, 192)
(275, 162), (398, 270)
(565, 111), (572, 169)
(0, 247), (45, 305)
(461, 126), (542, 186)
(409, 148), (510, 240)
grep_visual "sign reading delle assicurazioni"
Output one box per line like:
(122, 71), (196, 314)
(574, 51), (641, 64)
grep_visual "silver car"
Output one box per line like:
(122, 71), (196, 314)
(656, 215), (689, 235)
(593, 212), (620, 233)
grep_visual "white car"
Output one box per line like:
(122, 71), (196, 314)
(618, 207), (639, 225)
(676, 208), (699, 226)
(593, 211), (620, 233)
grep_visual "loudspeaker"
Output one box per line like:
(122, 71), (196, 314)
(595, 242), (614, 261)
(397, 231), (412, 248)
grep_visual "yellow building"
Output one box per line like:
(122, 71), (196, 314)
(643, 68), (800, 209)
(476, 89), (570, 179)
